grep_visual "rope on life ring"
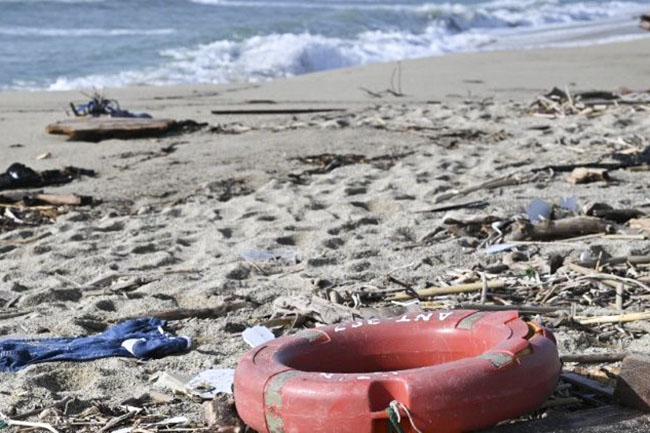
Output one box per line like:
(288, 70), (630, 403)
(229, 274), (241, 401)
(386, 400), (423, 433)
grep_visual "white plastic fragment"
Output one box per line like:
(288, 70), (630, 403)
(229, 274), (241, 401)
(242, 325), (275, 348)
(153, 372), (191, 395)
(482, 243), (518, 254)
(186, 369), (235, 399)
(526, 199), (551, 223)
(559, 196), (578, 212)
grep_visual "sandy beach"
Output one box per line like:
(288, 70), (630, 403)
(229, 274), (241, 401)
(2, 38), (650, 432)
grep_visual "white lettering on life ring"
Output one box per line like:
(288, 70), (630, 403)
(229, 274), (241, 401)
(333, 313), (452, 334)
(321, 373), (334, 379)
(357, 376), (372, 380)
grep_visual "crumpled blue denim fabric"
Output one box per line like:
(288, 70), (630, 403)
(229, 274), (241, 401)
(0, 318), (191, 372)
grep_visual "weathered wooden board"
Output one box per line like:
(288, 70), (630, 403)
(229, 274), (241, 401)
(615, 354), (650, 412)
(483, 406), (650, 433)
(46, 118), (177, 142)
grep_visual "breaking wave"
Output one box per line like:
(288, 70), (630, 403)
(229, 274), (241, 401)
(9, 0), (650, 90)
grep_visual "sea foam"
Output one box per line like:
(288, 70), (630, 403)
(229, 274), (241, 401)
(14, 0), (650, 90)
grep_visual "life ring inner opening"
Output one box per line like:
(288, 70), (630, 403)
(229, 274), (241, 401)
(276, 321), (514, 374)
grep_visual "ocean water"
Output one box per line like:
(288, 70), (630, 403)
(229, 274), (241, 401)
(1, 0), (649, 91)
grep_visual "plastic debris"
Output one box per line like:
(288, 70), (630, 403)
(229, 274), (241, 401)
(482, 243), (518, 254)
(559, 196), (579, 212)
(242, 326), (275, 348)
(187, 369), (235, 399)
(0, 163), (95, 191)
(154, 372), (191, 396)
(526, 199), (552, 223)
(70, 92), (151, 118)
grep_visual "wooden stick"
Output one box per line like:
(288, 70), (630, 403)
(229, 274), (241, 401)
(532, 161), (634, 173)
(605, 234), (647, 240)
(575, 274), (650, 293)
(561, 372), (615, 397)
(567, 262), (619, 289)
(479, 272), (488, 304)
(578, 311), (650, 325)
(211, 108), (345, 115)
(567, 262), (650, 294)
(578, 255), (650, 268)
(33, 194), (92, 206)
(617, 283), (624, 311)
(434, 174), (530, 203)
(582, 99), (650, 106)
(388, 281), (505, 301)
(458, 303), (566, 313)
(0, 310), (32, 320)
(0, 413), (61, 433)
(561, 352), (628, 363)
(97, 410), (138, 433)
(386, 275), (422, 300)
(415, 200), (488, 213)
(13, 397), (73, 420)
(115, 302), (247, 322)
(509, 216), (611, 241)
(0, 193), (91, 206)
(541, 397), (582, 408)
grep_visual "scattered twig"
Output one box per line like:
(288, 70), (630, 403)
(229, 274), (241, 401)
(435, 173), (535, 203)
(479, 272), (488, 304)
(567, 262), (619, 289)
(115, 302), (247, 322)
(13, 397), (73, 420)
(415, 200), (488, 213)
(211, 108), (345, 115)
(561, 353), (628, 363)
(0, 310), (32, 320)
(457, 303), (566, 314)
(577, 311), (650, 325)
(0, 412), (61, 433)
(561, 372), (615, 398)
(388, 280), (505, 301)
(97, 409), (139, 433)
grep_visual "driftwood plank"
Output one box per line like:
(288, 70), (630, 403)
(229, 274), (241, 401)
(615, 354), (650, 412)
(46, 118), (177, 142)
(508, 216), (611, 241)
(483, 406), (650, 433)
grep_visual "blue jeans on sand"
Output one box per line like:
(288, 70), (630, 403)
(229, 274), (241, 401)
(0, 318), (190, 372)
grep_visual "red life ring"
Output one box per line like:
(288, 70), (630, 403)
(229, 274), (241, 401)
(234, 310), (560, 433)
